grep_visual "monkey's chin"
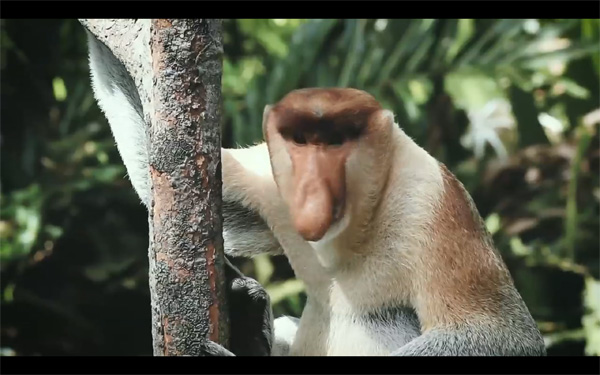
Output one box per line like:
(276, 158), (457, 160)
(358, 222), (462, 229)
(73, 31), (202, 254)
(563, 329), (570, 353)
(307, 208), (351, 269)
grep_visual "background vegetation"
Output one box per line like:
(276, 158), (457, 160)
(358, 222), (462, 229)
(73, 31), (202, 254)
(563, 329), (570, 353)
(1, 19), (598, 356)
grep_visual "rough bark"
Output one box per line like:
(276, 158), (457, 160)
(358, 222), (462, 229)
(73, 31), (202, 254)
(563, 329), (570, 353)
(80, 19), (228, 356)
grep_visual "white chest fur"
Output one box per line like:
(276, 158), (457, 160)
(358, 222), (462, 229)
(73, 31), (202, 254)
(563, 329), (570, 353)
(290, 302), (420, 356)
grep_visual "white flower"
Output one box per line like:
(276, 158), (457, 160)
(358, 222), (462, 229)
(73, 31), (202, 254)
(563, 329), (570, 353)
(462, 98), (515, 161)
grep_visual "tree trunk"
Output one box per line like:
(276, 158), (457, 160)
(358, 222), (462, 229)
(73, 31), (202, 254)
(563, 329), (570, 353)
(79, 19), (228, 356)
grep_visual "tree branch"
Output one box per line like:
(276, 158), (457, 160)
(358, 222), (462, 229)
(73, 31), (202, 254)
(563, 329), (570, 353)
(80, 18), (228, 356)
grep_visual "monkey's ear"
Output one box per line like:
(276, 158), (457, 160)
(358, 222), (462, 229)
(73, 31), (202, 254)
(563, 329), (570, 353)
(262, 104), (274, 136)
(372, 109), (396, 134)
(379, 109), (395, 125)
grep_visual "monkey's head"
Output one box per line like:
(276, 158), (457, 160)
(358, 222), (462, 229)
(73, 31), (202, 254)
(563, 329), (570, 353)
(263, 88), (395, 243)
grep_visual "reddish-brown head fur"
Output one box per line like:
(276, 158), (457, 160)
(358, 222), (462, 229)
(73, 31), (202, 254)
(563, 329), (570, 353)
(271, 88), (382, 146)
(263, 88), (389, 242)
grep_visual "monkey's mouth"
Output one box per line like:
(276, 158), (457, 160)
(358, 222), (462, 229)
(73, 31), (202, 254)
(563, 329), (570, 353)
(308, 202), (350, 245)
(332, 202), (344, 223)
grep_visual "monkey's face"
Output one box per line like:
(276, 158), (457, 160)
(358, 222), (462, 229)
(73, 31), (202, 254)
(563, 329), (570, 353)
(263, 88), (393, 243)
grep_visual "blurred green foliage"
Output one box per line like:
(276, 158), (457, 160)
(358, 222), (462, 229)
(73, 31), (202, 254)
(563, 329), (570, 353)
(1, 19), (598, 356)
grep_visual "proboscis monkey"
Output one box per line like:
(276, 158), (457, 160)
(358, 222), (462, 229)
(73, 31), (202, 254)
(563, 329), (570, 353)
(222, 88), (546, 356)
(86, 28), (545, 356)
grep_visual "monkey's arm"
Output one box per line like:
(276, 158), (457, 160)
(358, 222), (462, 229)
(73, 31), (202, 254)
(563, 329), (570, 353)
(222, 145), (284, 258)
(223, 199), (283, 258)
(86, 31), (275, 356)
(87, 29), (151, 207)
(222, 147), (304, 355)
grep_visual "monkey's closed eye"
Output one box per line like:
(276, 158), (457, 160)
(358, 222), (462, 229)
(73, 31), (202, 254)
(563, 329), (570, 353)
(327, 132), (345, 146)
(292, 131), (307, 145)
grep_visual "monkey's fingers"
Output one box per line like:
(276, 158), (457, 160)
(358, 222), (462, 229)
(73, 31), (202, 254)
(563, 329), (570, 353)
(224, 256), (245, 283)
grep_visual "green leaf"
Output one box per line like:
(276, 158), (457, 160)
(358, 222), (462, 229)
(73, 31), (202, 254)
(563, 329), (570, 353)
(266, 279), (306, 305)
(564, 126), (593, 260)
(338, 19), (366, 87)
(428, 19), (458, 73)
(3, 283), (15, 303)
(508, 85), (550, 147)
(253, 254), (274, 286)
(378, 19), (435, 83)
(446, 19), (475, 64)
(518, 43), (600, 70)
(52, 77), (67, 102)
(583, 277), (600, 356)
(454, 19), (525, 69)
(445, 70), (504, 110)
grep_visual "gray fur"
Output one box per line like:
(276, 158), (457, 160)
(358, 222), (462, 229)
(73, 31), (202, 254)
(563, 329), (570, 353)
(364, 305), (420, 328)
(223, 200), (283, 258)
(364, 305), (422, 343)
(86, 31), (151, 207)
(392, 323), (546, 356)
(392, 287), (546, 356)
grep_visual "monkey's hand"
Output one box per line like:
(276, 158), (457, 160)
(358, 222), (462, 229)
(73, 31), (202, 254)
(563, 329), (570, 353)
(198, 258), (273, 356)
(226, 257), (274, 356)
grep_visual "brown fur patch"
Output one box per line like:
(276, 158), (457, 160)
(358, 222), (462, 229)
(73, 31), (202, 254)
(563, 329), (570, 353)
(418, 163), (512, 330)
(271, 88), (382, 146)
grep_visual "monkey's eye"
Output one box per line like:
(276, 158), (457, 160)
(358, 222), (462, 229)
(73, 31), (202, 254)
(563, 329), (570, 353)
(328, 132), (345, 146)
(346, 126), (362, 140)
(292, 131), (307, 145)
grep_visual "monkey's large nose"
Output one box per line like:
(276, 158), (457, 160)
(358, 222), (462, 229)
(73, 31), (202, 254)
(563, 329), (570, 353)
(292, 180), (334, 242)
